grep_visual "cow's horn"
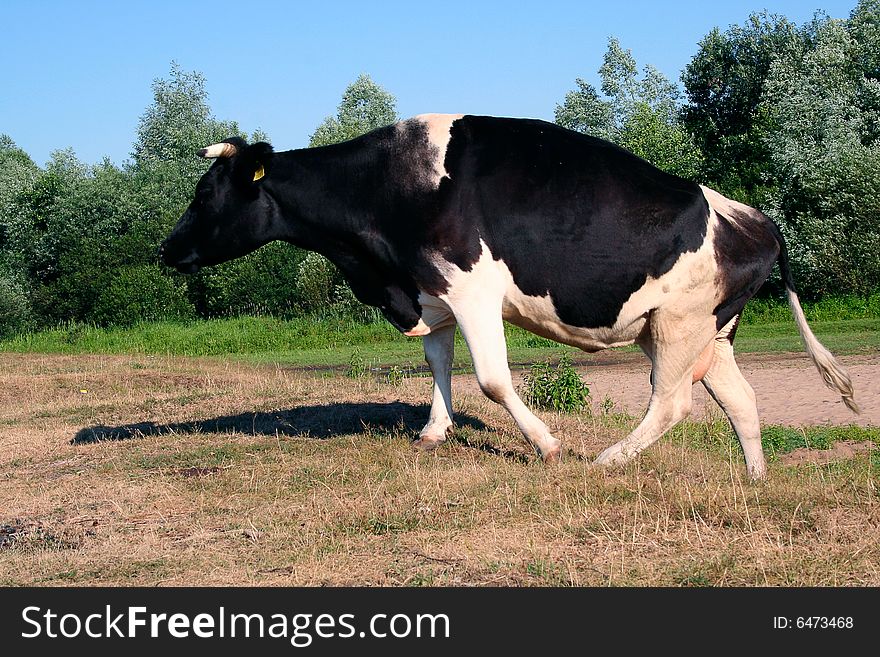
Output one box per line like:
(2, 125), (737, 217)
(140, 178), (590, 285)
(198, 142), (238, 159)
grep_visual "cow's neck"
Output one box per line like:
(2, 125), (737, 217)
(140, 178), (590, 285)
(267, 144), (385, 253)
(263, 145), (425, 330)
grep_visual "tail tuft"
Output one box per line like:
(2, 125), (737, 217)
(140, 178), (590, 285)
(786, 288), (859, 414)
(766, 220), (858, 413)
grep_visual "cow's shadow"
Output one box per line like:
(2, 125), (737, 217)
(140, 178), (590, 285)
(70, 401), (520, 457)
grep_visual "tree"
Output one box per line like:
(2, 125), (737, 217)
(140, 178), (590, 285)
(14, 151), (192, 325)
(760, 2), (880, 298)
(0, 64), (243, 327)
(0, 264), (32, 337)
(132, 63), (242, 178)
(0, 136), (40, 253)
(309, 74), (398, 147)
(0, 137), (41, 333)
(0, 139), (36, 335)
(555, 37), (702, 179)
(681, 12), (805, 203)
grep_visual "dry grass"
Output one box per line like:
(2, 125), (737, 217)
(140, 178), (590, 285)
(1, 352), (878, 586)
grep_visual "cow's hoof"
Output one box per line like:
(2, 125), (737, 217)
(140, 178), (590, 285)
(412, 434), (446, 451)
(746, 464), (768, 481)
(593, 444), (630, 466)
(542, 445), (563, 464)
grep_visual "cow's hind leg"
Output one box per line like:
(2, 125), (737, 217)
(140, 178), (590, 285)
(453, 302), (562, 462)
(594, 315), (716, 467)
(413, 323), (456, 450)
(700, 320), (765, 479)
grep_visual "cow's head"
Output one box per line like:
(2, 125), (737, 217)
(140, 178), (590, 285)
(159, 138), (279, 273)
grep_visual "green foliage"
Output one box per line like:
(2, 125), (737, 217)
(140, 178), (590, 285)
(520, 354), (590, 413)
(760, 424), (879, 459)
(132, 62), (243, 183)
(385, 365), (406, 386)
(600, 395), (617, 415)
(0, 136), (40, 260)
(555, 37), (702, 179)
(762, 426), (829, 456)
(681, 12), (804, 202)
(290, 251), (376, 321)
(90, 265), (194, 327)
(309, 74), (398, 147)
(680, 4), (880, 297)
(618, 102), (703, 180)
(8, 155), (177, 325)
(346, 349), (370, 378)
(186, 242), (304, 318)
(0, 267), (33, 338)
(3, 149), (89, 283)
(294, 250), (345, 311)
(0, 63), (283, 329)
(760, 6), (880, 298)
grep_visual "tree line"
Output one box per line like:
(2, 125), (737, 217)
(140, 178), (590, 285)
(1, 2), (878, 337)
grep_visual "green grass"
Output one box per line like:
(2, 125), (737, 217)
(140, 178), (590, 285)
(760, 425), (880, 458)
(740, 292), (880, 324)
(0, 315), (579, 368)
(734, 318), (880, 354)
(2, 316), (406, 357)
(1, 294), (879, 368)
(667, 418), (880, 461)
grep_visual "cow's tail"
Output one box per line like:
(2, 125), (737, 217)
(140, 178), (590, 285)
(770, 222), (859, 413)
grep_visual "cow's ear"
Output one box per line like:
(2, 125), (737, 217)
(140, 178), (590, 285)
(233, 142), (274, 193)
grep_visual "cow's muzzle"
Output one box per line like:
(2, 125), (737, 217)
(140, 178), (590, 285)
(157, 240), (201, 274)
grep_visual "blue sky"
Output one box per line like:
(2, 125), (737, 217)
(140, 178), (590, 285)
(0, 0), (861, 166)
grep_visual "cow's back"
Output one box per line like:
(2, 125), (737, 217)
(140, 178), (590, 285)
(435, 116), (710, 329)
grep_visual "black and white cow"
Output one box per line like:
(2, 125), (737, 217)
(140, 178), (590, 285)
(159, 114), (858, 478)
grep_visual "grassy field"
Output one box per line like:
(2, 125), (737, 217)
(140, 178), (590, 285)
(2, 315), (880, 371)
(0, 351), (877, 586)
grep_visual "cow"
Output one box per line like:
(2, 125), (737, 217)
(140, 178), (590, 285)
(159, 114), (858, 479)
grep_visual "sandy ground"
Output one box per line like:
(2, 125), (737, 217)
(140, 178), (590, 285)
(496, 351), (879, 427)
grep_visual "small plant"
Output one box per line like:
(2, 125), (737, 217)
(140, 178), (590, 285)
(346, 349), (369, 379)
(385, 365), (406, 386)
(520, 354), (590, 413)
(600, 394), (616, 415)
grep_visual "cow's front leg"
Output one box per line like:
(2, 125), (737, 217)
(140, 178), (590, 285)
(453, 300), (562, 462)
(413, 323), (456, 450)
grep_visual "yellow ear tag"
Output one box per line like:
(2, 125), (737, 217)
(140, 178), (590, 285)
(253, 163), (265, 182)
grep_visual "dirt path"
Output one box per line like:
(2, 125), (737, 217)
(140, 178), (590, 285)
(460, 351), (879, 426)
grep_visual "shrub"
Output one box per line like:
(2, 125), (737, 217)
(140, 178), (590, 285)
(90, 265), (194, 327)
(294, 251), (339, 312)
(186, 243), (303, 319)
(520, 354), (590, 413)
(0, 269), (33, 338)
(294, 251), (377, 322)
